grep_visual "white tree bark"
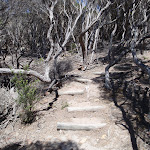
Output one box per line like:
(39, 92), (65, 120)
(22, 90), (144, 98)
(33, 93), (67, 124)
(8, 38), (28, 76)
(0, 68), (51, 83)
(0, 0), (84, 84)
(79, 1), (112, 61)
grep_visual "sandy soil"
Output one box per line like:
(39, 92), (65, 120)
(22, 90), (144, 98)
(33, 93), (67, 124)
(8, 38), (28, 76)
(0, 52), (149, 150)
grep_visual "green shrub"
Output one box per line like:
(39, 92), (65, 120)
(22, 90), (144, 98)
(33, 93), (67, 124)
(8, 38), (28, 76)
(61, 102), (69, 110)
(11, 73), (39, 124)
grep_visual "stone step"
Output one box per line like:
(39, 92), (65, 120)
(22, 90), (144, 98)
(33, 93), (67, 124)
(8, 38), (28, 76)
(93, 72), (105, 75)
(75, 78), (92, 83)
(58, 89), (85, 96)
(93, 71), (127, 76)
(57, 122), (106, 131)
(67, 106), (105, 112)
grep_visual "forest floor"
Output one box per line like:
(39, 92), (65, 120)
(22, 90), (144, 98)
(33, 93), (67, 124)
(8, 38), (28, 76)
(0, 51), (150, 150)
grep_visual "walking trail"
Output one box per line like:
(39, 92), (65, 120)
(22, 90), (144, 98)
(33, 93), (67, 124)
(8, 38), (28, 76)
(1, 65), (138, 150)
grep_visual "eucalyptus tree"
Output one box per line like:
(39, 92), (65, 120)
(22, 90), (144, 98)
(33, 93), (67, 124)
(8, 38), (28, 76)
(0, 0), (9, 64)
(0, 0), (85, 83)
(104, 0), (150, 89)
(0, 0), (149, 89)
(0, 0), (50, 68)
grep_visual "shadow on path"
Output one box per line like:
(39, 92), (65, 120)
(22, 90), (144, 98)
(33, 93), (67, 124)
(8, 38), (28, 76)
(111, 85), (138, 150)
(92, 72), (150, 150)
(1, 140), (83, 150)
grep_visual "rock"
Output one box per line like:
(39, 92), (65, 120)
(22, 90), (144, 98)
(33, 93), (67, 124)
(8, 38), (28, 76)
(80, 138), (87, 144)
(10, 87), (18, 100)
(101, 134), (107, 140)
(44, 91), (50, 96)
(94, 99), (99, 102)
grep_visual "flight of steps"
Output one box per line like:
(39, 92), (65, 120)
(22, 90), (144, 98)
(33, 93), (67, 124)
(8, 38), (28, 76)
(54, 72), (132, 150)
(57, 76), (107, 131)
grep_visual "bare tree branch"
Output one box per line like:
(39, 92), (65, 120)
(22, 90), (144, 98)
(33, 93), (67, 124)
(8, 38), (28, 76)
(0, 68), (51, 83)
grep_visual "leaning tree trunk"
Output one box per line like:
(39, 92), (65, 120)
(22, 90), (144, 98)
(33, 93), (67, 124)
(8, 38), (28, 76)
(0, 68), (51, 83)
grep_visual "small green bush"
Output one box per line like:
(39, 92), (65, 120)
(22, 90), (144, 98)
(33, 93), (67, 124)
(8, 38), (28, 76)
(61, 102), (69, 110)
(11, 73), (39, 124)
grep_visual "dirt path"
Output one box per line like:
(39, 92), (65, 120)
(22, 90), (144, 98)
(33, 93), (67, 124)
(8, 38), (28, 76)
(0, 65), (147, 150)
